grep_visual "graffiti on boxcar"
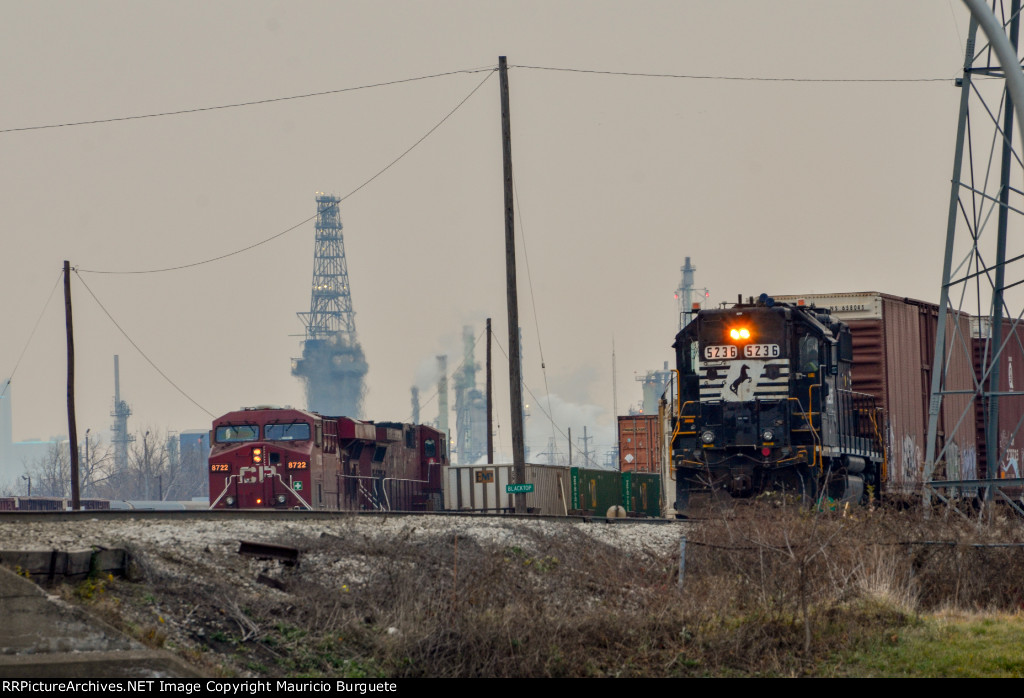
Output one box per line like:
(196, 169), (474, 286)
(961, 445), (978, 480)
(1003, 448), (1020, 479)
(998, 431), (1020, 479)
(946, 440), (961, 480)
(899, 434), (922, 487)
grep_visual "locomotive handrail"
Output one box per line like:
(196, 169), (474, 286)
(275, 474), (313, 510)
(867, 408), (888, 483)
(834, 389), (886, 467)
(356, 481), (384, 511)
(788, 395), (821, 468)
(340, 472), (437, 512)
(670, 400), (699, 446)
(674, 369), (683, 419)
(209, 474), (240, 510)
(808, 384), (824, 469)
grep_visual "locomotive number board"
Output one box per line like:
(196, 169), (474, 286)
(704, 345), (738, 360)
(743, 344), (780, 358)
(705, 344), (781, 360)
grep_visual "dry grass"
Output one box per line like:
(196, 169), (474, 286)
(74, 504), (1024, 677)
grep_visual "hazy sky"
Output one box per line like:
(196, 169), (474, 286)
(0, 1), (982, 465)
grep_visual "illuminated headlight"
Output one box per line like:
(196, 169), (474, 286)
(276, 494), (287, 504)
(225, 496), (236, 507)
(701, 430), (715, 444)
(761, 429), (774, 441)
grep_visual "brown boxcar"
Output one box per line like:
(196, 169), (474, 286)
(776, 292), (977, 492)
(972, 316), (1024, 480)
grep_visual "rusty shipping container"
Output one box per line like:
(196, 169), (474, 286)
(775, 292), (976, 493)
(617, 415), (660, 473)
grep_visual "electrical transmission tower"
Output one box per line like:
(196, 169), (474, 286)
(927, 1), (1024, 503)
(292, 194), (368, 417)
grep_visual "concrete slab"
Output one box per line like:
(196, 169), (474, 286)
(0, 566), (202, 678)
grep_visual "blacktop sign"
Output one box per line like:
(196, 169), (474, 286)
(505, 483), (535, 494)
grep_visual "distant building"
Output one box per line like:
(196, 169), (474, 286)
(179, 429), (211, 497)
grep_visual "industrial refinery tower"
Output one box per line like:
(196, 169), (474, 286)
(110, 355), (134, 475)
(292, 194), (368, 417)
(454, 326), (486, 464)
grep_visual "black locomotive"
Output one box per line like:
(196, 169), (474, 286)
(671, 294), (885, 513)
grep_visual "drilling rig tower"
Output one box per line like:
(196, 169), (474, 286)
(292, 194), (368, 417)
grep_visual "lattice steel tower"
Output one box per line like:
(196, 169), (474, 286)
(292, 194), (368, 417)
(927, 1), (1024, 500)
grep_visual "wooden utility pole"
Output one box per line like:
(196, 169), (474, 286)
(486, 317), (493, 464)
(499, 56), (526, 513)
(64, 260), (81, 511)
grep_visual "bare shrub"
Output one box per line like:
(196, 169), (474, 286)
(74, 506), (1024, 677)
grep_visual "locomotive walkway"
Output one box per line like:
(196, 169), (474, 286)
(0, 565), (201, 678)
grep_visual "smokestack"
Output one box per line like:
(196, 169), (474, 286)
(437, 355), (449, 451)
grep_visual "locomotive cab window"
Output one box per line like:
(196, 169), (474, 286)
(424, 439), (437, 458)
(674, 334), (698, 375)
(265, 422), (311, 441)
(215, 425), (259, 443)
(799, 335), (820, 373)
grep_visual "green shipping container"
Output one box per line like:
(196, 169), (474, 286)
(570, 467), (620, 515)
(570, 468), (661, 517)
(624, 472), (661, 517)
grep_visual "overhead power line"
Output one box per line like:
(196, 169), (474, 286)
(4, 62), (960, 137)
(0, 270), (63, 400)
(78, 69), (496, 275)
(74, 271), (214, 418)
(1, 66), (496, 134)
(511, 64), (959, 83)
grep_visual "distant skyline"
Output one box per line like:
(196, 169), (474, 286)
(0, 1), (989, 465)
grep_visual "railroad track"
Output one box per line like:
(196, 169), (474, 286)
(0, 508), (681, 525)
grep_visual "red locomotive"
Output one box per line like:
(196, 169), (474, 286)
(208, 406), (448, 511)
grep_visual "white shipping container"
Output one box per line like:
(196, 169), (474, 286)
(444, 463), (571, 515)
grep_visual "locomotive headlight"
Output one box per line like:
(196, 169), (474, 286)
(729, 327), (752, 340)
(762, 429), (774, 442)
(701, 430), (715, 444)
(252, 447), (263, 464)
